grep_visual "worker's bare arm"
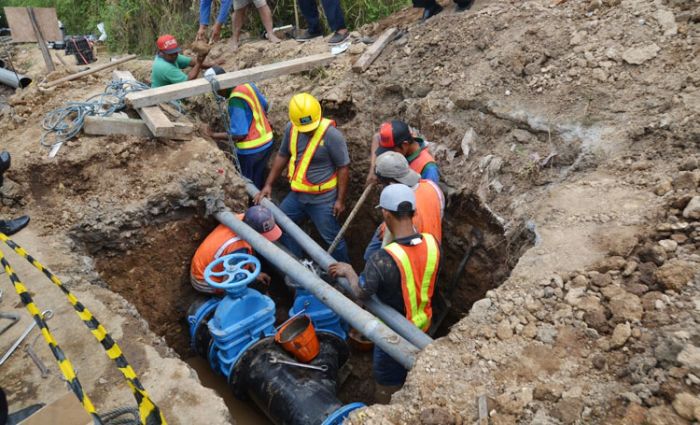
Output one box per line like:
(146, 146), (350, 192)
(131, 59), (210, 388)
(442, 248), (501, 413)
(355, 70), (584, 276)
(255, 153), (289, 203)
(328, 263), (363, 299)
(366, 133), (380, 186)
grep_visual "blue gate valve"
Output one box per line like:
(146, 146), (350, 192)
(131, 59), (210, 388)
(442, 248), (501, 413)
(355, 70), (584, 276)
(204, 253), (260, 297)
(203, 253), (276, 378)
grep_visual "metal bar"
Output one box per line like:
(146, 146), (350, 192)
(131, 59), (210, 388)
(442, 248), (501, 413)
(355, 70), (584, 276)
(246, 182), (434, 349)
(0, 66), (31, 88)
(215, 210), (419, 369)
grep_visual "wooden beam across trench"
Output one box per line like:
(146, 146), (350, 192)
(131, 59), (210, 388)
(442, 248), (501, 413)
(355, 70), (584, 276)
(125, 52), (336, 109)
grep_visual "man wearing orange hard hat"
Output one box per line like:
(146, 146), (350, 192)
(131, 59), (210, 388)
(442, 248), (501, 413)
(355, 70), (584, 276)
(255, 93), (350, 263)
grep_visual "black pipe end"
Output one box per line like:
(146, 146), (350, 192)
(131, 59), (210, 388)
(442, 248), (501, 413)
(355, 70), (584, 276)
(18, 77), (32, 89)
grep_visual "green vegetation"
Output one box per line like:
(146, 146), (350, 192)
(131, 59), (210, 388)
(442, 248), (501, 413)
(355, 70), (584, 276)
(0, 0), (410, 54)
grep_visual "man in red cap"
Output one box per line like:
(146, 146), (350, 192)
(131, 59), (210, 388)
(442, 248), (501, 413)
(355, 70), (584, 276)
(190, 205), (283, 294)
(151, 34), (218, 88)
(366, 119), (440, 186)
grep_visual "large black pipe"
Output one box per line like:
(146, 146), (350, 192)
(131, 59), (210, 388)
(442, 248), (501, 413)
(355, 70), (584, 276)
(230, 333), (350, 425)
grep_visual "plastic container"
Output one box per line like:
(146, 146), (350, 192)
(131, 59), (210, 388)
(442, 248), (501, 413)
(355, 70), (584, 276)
(275, 314), (320, 362)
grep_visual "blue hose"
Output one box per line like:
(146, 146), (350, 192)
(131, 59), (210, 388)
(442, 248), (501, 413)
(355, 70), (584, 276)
(40, 79), (183, 149)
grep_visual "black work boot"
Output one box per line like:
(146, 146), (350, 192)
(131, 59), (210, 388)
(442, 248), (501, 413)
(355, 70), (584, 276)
(455, 0), (474, 11)
(0, 216), (30, 236)
(422, 3), (443, 21)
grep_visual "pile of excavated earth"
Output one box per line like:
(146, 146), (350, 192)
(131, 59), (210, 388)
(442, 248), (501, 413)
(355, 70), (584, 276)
(0, 0), (698, 423)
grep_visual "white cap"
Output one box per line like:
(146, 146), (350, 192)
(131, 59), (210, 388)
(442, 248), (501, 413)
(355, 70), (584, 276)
(377, 184), (416, 213)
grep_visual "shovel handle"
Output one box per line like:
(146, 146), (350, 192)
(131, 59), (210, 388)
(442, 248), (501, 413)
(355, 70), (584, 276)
(327, 183), (375, 255)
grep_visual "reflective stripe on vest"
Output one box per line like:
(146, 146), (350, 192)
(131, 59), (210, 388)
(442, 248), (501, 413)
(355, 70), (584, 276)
(229, 84), (274, 151)
(409, 147), (436, 176)
(214, 236), (243, 259)
(287, 118), (338, 193)
(384, 233), (440, 331)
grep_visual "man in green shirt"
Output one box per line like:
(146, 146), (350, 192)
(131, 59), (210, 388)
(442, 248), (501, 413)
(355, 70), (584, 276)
(151, 34), (217, 88)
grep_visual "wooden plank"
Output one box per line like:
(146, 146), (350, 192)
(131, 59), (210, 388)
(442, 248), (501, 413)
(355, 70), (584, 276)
(138, 106), (192, 140)
(42, 55), (138, 88)
(84, 116), (152, 138)
(126, 52), (335, 109)
(22, 392), (92, 425)
(4, 7), (62, 43)
(352, 27), (398, 73)
(27, 7), (55, 73)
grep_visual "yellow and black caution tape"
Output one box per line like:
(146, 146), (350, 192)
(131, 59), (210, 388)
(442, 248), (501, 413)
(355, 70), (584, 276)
(0, 233), (166, 425)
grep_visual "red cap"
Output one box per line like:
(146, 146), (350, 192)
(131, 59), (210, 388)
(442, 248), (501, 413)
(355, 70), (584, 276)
(156, 35), (181, 54)
(378, 120), (412, 150)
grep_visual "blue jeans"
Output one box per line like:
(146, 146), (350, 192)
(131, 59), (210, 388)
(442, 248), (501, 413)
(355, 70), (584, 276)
(279, 192), (350, 263)
(373, 346), (407, 386)
(363, 225), (383, 262)
(298, 0), (346, 33)
(238, 146), (272, 190)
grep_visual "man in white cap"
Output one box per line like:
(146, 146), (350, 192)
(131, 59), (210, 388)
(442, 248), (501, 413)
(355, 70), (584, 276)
(329, 184), (441, 401)
(363, 151), (444, 261)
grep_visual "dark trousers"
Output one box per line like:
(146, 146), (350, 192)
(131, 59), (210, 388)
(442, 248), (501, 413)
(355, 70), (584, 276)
(298, 0), (346, 33)
(373, 346), (408, 386)
(412, 0), (438, 7)
(238, 145), (272, 190)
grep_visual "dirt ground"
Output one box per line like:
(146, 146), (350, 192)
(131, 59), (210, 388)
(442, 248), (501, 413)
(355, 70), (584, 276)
(0, 0), (699, 423)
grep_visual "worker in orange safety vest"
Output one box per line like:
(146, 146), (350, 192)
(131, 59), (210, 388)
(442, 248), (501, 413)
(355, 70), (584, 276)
(364, 151), (444, 261)
(190, 206), (282, 294)
(329, 183), (440, 401)
(201, 67), (274, 189)
(255, 93), (350, 263)
(366, 119), (440, 186)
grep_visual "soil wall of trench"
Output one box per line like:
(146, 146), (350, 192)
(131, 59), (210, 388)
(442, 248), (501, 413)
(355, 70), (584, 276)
(0, 0), (698, 422)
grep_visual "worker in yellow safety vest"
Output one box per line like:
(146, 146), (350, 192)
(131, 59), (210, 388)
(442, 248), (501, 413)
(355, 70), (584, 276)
(329, 184), (440, 401)
(201, 67), (274, 189)
(255, 93), (350, 262)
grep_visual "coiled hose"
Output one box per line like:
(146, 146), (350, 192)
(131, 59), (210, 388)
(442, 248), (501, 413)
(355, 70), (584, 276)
(40, 79), (182, 149)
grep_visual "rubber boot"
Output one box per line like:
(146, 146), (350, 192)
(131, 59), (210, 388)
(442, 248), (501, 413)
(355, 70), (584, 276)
(374, 384), (402, 404)
(422, 3), (443, 21)
(0, 216), (30, 236)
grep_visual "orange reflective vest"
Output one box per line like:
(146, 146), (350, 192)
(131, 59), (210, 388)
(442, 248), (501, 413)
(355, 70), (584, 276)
(190, 218), (253, 282)
(229, 84), (274, 151)
(287, 118), (338, 193)
(409, 147), (436, 177)
(379, 179), (444, 243)
(384, 233), (440, 331)
(413, 179), (444, 242)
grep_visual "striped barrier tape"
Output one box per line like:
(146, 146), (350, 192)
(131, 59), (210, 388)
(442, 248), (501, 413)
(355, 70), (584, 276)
(0, 233), (166, 425)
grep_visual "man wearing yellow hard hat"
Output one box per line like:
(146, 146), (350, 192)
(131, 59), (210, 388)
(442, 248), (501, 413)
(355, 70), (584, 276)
(255, 93), (350, 262)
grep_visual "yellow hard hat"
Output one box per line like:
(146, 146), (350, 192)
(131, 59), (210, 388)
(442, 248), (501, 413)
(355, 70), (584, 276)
(289, 93), (321, 132)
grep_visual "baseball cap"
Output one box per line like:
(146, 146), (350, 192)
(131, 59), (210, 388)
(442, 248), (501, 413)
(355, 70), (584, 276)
(156, 34), (181, 54)
(376, 120), (413, 155)
(243, 206), (282, 241)
(375, 151), (420, 187)
(377, 184), (416, 213)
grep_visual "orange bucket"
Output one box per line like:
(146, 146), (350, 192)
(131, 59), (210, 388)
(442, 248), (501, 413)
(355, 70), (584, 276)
(274, 314), (320, 363)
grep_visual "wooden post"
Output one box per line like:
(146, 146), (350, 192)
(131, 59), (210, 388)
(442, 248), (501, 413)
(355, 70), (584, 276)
(125, 53), (335, 109)
(352, 28), (398, 73)
(27, 7), (55, 73)
(41, 54), (138, 88)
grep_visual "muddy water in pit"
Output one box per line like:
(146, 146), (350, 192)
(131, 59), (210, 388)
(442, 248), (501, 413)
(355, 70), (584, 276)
(186, 357), (273, 425)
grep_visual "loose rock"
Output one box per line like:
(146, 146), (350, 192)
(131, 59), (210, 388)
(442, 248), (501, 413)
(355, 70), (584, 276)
(610, 322), (632, 349)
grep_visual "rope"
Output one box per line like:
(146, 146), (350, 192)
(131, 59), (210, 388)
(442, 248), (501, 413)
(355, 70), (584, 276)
(205, 74), (242, 173)
(0, 233), (167, 425)
(100, 406), (140, 425)
(40, 79), (183, 150)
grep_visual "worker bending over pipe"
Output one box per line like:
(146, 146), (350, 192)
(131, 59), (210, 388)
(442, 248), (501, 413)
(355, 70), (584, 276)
(330, 184), (440, 402)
